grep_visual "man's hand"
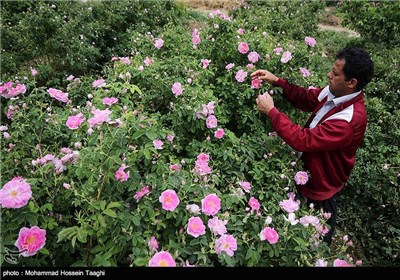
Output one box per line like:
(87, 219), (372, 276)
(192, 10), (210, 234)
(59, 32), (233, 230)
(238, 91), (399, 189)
(251, 69), (279, 84)
(256, 93), (275, 115)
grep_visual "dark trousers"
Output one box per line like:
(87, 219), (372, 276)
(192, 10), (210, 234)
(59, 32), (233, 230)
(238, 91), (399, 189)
(306, 194), (338, 246)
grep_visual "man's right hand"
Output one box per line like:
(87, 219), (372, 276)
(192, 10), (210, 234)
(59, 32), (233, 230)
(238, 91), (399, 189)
(256, 93), (275, 115)
(251, 69), (279, 84)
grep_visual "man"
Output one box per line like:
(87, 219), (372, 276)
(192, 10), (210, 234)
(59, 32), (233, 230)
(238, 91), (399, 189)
(251, 46), (374, 245)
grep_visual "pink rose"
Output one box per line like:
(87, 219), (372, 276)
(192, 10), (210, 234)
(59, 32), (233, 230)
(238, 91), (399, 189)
(15, 226), (46, 257)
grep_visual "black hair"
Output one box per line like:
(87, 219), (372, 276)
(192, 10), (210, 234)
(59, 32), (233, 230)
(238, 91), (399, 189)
(336, 47), (374, 91)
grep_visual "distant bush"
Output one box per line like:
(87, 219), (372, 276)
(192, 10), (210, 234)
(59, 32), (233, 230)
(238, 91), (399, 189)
(341, 96), (400, 266)
(231, 0), (326, 41)
(337, 1), (400, 46)
(0, 0), (186, 86)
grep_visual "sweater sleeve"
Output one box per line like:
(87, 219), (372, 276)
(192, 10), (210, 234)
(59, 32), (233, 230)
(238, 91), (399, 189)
(267, 107), (354, 152)
(273, 78), (322, 113)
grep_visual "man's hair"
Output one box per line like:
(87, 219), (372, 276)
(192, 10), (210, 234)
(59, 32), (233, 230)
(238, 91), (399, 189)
(336, 46), (374, 91)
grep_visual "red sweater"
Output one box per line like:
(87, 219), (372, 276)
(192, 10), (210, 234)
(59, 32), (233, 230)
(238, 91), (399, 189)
(268, 78), (367, 200)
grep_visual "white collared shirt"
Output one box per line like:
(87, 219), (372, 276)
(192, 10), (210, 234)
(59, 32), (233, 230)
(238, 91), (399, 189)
(309, 89), (361, 129)
(297, 87), (361, 159)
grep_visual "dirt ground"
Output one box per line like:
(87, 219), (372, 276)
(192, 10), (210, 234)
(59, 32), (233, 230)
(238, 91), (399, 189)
(176, 0), (242, 10)
(318, 7), (359, 37)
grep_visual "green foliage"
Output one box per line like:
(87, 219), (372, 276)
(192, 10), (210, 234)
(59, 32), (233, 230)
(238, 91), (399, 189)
(0, 0), (186, 86)
(366, 47), (400, 112)
(231, 0), (326, 41)
(341, 97), (400, 266)
(317, 5), (400, 265)
(1, 0), (398, 267)
(334, 35), (400, 266)
(337, 1), (400, 46)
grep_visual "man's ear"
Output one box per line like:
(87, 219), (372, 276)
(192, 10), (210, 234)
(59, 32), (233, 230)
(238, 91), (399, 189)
(348, 78), (358, 89)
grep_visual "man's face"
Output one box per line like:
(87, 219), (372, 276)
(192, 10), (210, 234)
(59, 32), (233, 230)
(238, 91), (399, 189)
(327, 59), (355, 97)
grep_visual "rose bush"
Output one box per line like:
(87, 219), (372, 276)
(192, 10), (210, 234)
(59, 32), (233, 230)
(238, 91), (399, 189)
(1, 0), (373, 267)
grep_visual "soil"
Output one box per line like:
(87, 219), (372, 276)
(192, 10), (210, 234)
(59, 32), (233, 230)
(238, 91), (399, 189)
(176, 0), (242, 12)
(317, 23), (360, 38)
(318, 6), (360, 37)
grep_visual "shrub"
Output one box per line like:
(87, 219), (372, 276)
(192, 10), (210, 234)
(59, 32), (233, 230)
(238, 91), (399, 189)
(0, 0), (186, 86)
(2, 0), (394, 267)
(337, 1), (400, 46)
(340, 97), (400, 266)
(0, 75), (351, 266)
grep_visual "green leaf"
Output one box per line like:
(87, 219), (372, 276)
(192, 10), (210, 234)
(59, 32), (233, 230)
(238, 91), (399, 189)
(57, 227), (77, 243)
(222, 253), (235, 267)
(71, 235), (77, 248)
(132, 130), (146, 139)
(98, 214), (106, 227)
(145, 131), (157, 140)
(183, 247), (193, 255)
(93, 254), (111, 267)
(245, 247), (253, 260)
(100, 200), (106, 211)
(28, 201), (39, 213)
(274, 247), (280, 257)
(293, 237), (305, 245)
(134, 257), (148, 267)
(132, 236), (137, 247)
(47, 219), (57, 230)
(129, 85), (142, 94)
(25, 213), (38, 226)
(147, 207), (155, 219)
(103, 209), (117, 218)
(107, 202), (121, 209)
(132, 215), (141, 226)
(143, 149), (151, 160)
(77, 228), (88, 243)
(39, 247), (50, 255)
(189, 239), (200, 246)
(40, 203), (53, 212)
(269, 249), (274, 258)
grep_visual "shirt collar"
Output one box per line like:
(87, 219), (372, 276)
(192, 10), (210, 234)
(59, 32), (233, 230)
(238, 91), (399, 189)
(327, 90), (362, 106)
